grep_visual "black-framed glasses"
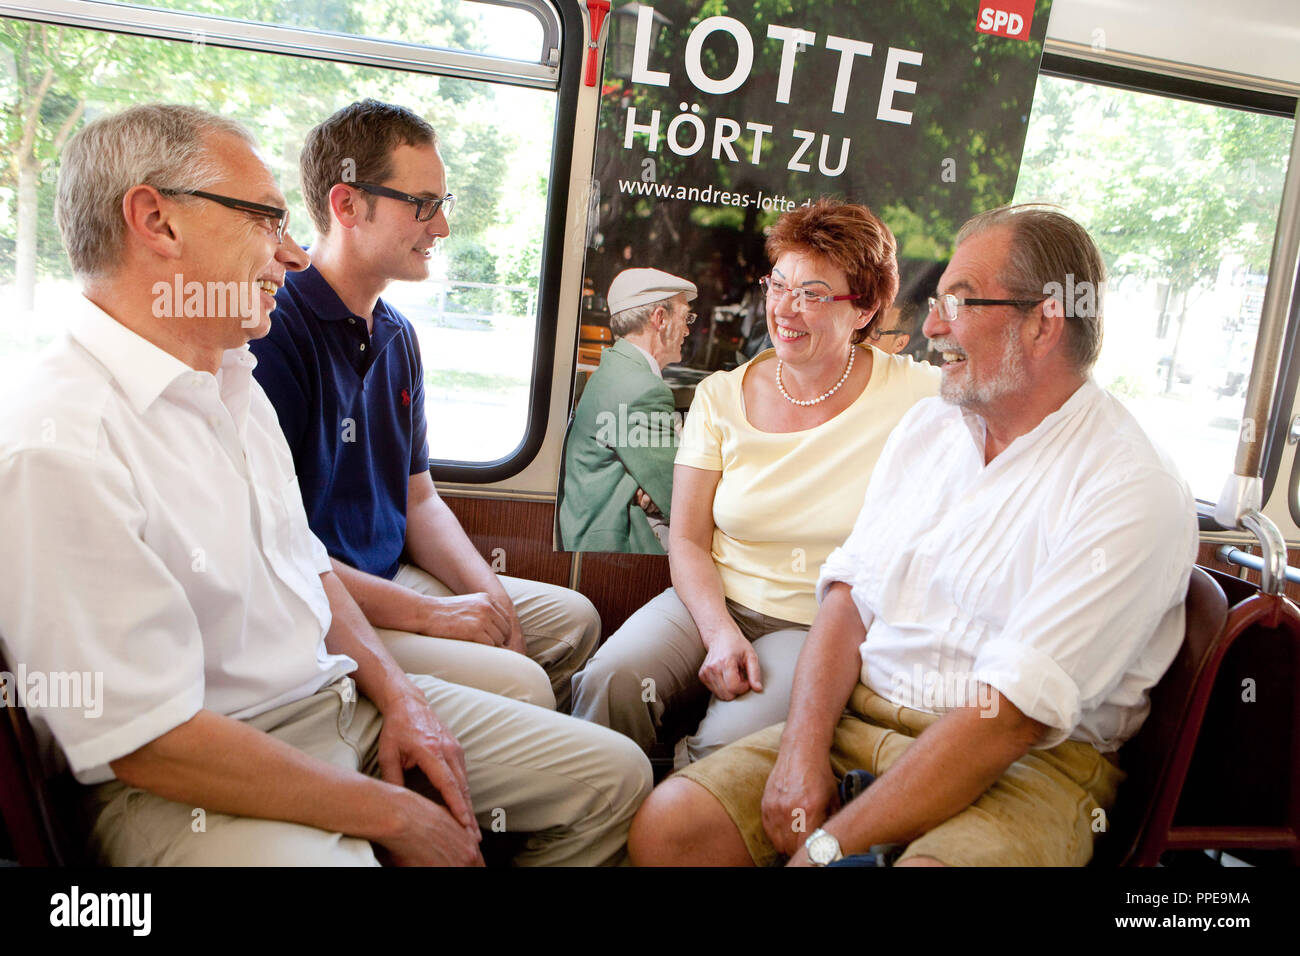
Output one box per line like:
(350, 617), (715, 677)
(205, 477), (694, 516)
(867, 326), (907, 340)
(351, 182), (456, 221)
(760, 274), (860, 310)
(158, 188), (289, 242)
(927, 293), (1044, 323)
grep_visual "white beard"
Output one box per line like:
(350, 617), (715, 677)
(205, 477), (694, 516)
(939, 320), (1029, 408)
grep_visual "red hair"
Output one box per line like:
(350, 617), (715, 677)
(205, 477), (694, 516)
(765, 198), (899, 343)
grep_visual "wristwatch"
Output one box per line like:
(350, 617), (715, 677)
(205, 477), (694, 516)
(805, 828), (843, 866)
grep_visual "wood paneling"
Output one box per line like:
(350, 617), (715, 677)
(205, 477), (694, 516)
(442, 496), (570, 588)
(441, 494), (672, 639)
(574, 551), (673, 640)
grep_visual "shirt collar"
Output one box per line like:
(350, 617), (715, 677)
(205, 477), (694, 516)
(626, 340), (663, 379)
(67, 295), (194, 415)
(288, 263), (400, 358)
(217, 346), (258, 434)
(958, 378), (1099, 459)
(68, 293), (258, 422)
(290, 264), (358, 323)
(291, 263), (396, 328)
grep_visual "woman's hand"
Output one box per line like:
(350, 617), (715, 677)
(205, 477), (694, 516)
(697, 625), (763, 700)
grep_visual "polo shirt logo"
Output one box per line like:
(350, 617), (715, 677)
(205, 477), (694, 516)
(400, 387), (411, 407)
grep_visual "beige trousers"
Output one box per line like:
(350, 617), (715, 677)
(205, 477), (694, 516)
(377, 564), (599, 712)
(570, 587), (808, 763)
(86, 674), (652, 866)
(677, 684), (1125, 867)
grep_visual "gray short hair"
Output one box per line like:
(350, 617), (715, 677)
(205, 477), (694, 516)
(956, 204), (1106, 372)
(56, 104), (255, 279)
(611, 298), (670, 338)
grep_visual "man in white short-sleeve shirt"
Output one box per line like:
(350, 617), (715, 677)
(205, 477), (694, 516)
(0, 104), (649, 866)
(629, 205), (1198, 867)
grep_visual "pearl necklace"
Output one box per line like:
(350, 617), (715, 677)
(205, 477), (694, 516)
(776, 346), (856, 407)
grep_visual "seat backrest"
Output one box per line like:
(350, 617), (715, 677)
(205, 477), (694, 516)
(1094, 566), (1229, 865)
(0, 649), (80, 865)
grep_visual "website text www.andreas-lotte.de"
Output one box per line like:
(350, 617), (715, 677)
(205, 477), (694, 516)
(617, 177), (805, 213)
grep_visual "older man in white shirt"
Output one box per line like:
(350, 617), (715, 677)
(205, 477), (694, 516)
(628, 204), (1198, 867)
(0, 103), (650, 866)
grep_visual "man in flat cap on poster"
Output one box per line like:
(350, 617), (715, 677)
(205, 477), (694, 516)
(560, 268), (698, 554)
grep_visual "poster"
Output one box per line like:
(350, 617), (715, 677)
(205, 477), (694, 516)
(558, 0), (1052, 554)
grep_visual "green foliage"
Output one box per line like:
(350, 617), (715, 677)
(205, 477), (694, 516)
(1105, 374), (1146, 400)
(591, 0), (1052, 308)
(1014, 75), (1292, 393)
(0, 1), (550, 307)
(426, 367), (526, 393)
(880, 202), (948, 261)
(690, 204), (745, 230)
(1014, 76), (1290, 292)
(444, 237), (499, 313)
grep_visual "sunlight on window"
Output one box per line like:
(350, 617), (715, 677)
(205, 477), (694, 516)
(0, 8), (555, 464)
(1013, 76), (1293, 501)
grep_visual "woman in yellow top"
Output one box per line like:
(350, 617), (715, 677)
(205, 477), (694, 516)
(571, 198), (940, 763)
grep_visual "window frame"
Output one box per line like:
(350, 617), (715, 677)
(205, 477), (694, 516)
(429, 0), (581, 482)
(1033, 53), (1299, 526)
(0, 0), (578, 482)
(2, 0), (562, 86)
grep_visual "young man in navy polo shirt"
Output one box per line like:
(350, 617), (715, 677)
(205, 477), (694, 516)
(250, 100), (597, 712)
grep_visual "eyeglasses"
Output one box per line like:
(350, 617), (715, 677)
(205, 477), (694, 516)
(867, 326), (907, 341)
(351, 182), (456, 221)
(684, 311), (698, 326)
(760, 275), (860, 311)
(927, 293), (1044, 323)
(158, 188), (289, 242)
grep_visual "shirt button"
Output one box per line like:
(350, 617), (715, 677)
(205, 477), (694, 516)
(359, 343), (366, 351)
(348, 318), (356, 325)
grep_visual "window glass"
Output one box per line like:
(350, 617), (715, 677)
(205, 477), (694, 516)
(1013, 75), (1293, 501)
(0, 10), (554, 463)
(101, 0), (548, 61)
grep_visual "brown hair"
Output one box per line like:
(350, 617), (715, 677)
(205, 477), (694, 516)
(956, 204), (1106, 372)
(300, 99), (438, 234)
(765, 198), (899, 344)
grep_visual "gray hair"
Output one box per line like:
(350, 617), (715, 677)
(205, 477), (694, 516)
(56, 104), (255, 279)
(956, 204), (1106, 372)
(610, 298), (672, 338)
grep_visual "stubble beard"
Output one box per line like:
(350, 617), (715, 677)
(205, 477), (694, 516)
(939, 320), (1029, 409)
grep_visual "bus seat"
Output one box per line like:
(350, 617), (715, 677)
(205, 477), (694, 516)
(1099, 565), (1300, 866)
(0, 648), (84, 865)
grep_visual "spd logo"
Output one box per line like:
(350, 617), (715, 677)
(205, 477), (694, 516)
(976, 1), (1034, 41)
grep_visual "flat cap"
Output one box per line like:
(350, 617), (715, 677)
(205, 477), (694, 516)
(607, 268), (697, 316)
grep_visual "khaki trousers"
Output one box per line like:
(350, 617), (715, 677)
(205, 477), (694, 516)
(570, 587), (808, 763)
(377, 564), (599, 712)
(677, 684), (1125, 867)
(86, 675), (652, 866)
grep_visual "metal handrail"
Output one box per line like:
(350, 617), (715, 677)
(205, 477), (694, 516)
(1216, 543), (1300, 589)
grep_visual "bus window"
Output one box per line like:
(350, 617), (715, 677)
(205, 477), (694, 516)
(0, 0), (562, 467)
(103, 0), (552, 62)
(1012, 73), (1294, 503)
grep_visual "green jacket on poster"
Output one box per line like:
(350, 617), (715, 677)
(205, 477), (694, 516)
(559, 338), (678, 554)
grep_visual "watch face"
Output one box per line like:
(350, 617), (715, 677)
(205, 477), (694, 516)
(808, 831), (839, 864)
